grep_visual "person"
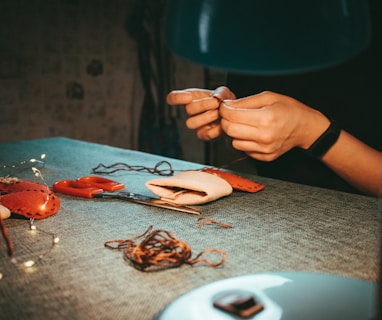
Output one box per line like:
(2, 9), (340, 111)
(167, 86), (382, 197)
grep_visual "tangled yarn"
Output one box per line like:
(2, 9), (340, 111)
(105, 226), (227, 271)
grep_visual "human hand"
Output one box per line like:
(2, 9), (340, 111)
(166, 86), (236, 141)
(219, 91), (330, 161)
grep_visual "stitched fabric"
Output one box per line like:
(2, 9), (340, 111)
(146, 171), (233, 205)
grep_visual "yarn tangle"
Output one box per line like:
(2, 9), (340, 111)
(104, 226), (227, 272)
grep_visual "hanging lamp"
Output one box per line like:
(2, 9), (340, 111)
(164, 0), (371, 75)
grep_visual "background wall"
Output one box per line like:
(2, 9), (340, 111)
(0, 0), (205, 163)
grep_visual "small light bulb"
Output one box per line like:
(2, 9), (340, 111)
(30, 225), (37, 230)
(24, 260), (35, 268)
(53, 236), (60, 244)
(31, 167), (41, 176)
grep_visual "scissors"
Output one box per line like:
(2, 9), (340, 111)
(53, 176), (201, 215)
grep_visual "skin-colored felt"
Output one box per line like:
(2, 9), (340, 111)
(146, 171), (233, 205)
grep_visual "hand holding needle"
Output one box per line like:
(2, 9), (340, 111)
(166, 86), (235, 141)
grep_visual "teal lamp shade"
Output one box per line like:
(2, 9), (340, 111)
(164, 0), (371, 75)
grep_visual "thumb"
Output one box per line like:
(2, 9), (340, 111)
(223, 91), (276, 110)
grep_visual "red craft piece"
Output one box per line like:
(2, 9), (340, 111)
(202, 168), (265, 193)
(0, 180), (60, 219)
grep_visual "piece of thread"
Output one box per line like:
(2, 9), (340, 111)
(197, 217), (233, 229)
(92, 156), (249, 177)
(92, 160), (175, 176)
(0, 215), (14, 257)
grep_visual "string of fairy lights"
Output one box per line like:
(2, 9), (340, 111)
(0, 154), (59, 279)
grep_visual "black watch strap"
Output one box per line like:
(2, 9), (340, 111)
(304, 119), (341, 158)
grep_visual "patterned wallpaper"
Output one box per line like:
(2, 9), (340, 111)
(0, 0), (205, 163)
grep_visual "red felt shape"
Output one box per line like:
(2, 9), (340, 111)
(202, 168), (265, 193)
(0, 180), (60, 219)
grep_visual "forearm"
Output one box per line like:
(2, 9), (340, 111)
(320, 130), (382, 197)
(296, 106), (382, 196)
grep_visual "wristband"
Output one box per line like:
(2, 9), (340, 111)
(304, 119), (341, 158)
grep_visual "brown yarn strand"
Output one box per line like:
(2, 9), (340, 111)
(92, 160), (175, 176)
(104, 226), (227, 272)
(91, 156), (249, 177)
(0, 215), (14, 257)
(197, 217), (233, 229)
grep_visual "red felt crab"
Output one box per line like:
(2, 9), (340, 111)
(0, 178), (60, 220)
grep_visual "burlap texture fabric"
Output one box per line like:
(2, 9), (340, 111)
(0, 138), (379, 320)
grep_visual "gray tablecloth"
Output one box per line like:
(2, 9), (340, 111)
(0, 137), (379, 319)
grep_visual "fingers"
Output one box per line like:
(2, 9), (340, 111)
(166, 91), (194, 105)
(220, 102), (276, 129)
(221, 118), (289, 161)
(231, 138), (277, 155)
(212, 86), (236, 102)
(166, 87), (229, 142)
(185, 98), (220, 116)
(220, 119), (259, 140)
(186, 109), (220, 129)
(221, 119), (276, 151)
(167, 88), (221, 116)
(196, 122), (223, 141)
(222, 91), (278, 110)
(166, 88), (214, 106)
(230, 138), (285, 162)
(166, 88), (309, 161)
(219, 91), (278, 126)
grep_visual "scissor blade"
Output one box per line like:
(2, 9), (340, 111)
(94, 191), (201, 215)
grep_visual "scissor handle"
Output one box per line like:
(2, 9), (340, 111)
(77, 176), (124, 192)
(53, 180), (104, 198)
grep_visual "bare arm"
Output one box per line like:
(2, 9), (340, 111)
(220, 91), (382, 196)
(320, 130), (382, 196)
